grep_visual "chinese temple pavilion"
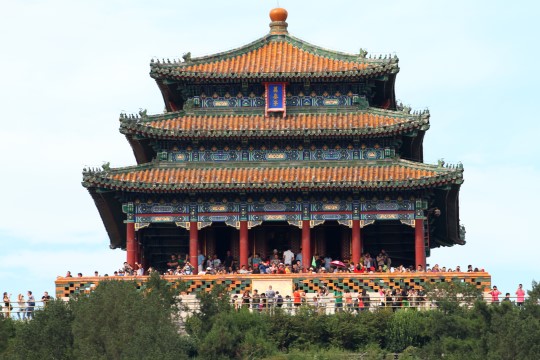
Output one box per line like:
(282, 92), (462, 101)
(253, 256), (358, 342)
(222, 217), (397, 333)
(82, 8), (465, 274)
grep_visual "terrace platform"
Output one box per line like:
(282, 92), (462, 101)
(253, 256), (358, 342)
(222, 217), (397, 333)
(55, 272), (491, 298)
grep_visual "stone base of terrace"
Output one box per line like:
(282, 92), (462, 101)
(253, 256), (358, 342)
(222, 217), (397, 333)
(55, 272), (491, 299)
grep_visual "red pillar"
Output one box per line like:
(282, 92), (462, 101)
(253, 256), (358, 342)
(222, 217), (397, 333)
(126, 222), (136, 267)
(189, 221), (198, 274)
(415, 218), (426, 269)
(239, 221), (248, 268)
(351, 219), (361, 265)
(302, 220), (311, 270)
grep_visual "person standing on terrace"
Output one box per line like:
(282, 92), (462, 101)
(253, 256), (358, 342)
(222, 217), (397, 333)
(2, 292), (11, 318)
(489, 286), (502, 304)
(166, 254), (179, 269)
(283, 247), (295, 266)
(516, 284), (526, 307)
(26, 291), (35, 319)
(17, 294), (25, 320)
(252, 253), (262, 268)
(197, 250), (205, 273)
(42, 291), (51, 307)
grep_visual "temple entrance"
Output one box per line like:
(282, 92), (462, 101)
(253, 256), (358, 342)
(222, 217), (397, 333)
(139, 223), (189, 271)
(204, 223), (236, 261)
(312, 221), (349, 260)
(362, 220), (415, 267)
(253, 222), (300, 260)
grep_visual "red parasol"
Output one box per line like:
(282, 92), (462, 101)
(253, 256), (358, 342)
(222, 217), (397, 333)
(330, 260), (346, 268)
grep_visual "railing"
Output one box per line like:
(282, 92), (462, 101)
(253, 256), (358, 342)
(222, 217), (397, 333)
(1, 295), (528, 322)
(0, 301), (47, 320)
(55, 272), (492, 298)
(173, 294), (528, 320)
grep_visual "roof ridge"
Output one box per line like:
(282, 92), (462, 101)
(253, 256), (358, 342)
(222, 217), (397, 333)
(151, 33), (397, 70)
(84, 158), (460, 174)
(82, 160), (464, 191)
(397, 158), (464, 173)
(120, 107), (424, 124)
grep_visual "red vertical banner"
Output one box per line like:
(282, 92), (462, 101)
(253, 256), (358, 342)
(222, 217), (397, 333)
(264, 82), (287, 117)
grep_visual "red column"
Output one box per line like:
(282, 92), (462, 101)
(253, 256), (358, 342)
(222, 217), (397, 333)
(189, 221), (198, 275)
(126, 222), (136, 267)
(302, 220), (311, 270)
(415, 218), (426, 269)
(351, 219), (361, 265)
(239, 221), (248, 268)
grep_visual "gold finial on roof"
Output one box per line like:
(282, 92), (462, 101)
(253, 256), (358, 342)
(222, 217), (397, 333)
(269, 8), (288, 34)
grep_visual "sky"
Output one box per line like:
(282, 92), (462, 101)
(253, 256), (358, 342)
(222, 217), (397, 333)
(1, 0), (539, 300)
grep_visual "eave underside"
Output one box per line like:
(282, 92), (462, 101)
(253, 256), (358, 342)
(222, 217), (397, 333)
(86, 184), (463, 251)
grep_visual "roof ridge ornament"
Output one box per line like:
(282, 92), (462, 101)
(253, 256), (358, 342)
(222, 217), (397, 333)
(359, 48), (368, 59)
(269, 8), (288, 35)
(182, 52), (191, 63)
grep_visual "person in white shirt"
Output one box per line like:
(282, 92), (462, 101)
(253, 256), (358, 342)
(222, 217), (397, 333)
(283, 248), (295, 265)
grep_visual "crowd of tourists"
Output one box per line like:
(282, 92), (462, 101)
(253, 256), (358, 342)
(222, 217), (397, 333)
(155, 248), (485, 276)
(228, 282), (529, 314)
(56, 247), (489, 279)
(1, 291), (51, 320)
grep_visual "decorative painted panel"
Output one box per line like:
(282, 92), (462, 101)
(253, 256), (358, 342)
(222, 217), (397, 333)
(196, 94), (356, 109)
(128, 200), (423, 225)
(311, 213), (352, 221)
(136, 215), (188, 223)
(361, 213), (415, 221)
(135, 203), (189, 214)
(311, 202), (352, 212)
(286, 94), (353, 107)
(198, 203), (239, 213)
(199, 96), (265, 108)
(249, 213), (301, 222)
(199, 215), (239, 224)
(167, 148), (394, 163)
(360, 200), (415, 212)
(249, 202), (301, 212)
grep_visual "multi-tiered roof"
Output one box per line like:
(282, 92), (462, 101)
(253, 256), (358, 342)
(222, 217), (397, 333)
(83, 8), (464, 258)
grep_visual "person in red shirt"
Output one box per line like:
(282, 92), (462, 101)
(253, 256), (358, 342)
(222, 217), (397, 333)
(293, 286), (303, 313)
(515, 284), (526, 307)
(489, 286), (502, 304)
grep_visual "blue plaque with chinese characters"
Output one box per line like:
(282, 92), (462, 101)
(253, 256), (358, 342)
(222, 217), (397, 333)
(265, 82), (287, 117)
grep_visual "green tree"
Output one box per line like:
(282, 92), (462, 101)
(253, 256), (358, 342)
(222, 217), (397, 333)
(385, 310), (429, 353)
(485, 302), (540, 359)
(526, 280), (540, 304)
(71, 278), (189, 359)
(7, 299), (74, 360)
(0, 316), (16, 356)
(423, 280), (481, 314)
(195, 310), (276, 359)
(185, 283), (231, 338)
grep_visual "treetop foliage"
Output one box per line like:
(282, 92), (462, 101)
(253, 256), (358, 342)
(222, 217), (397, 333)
(0, 279), (539, 359)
